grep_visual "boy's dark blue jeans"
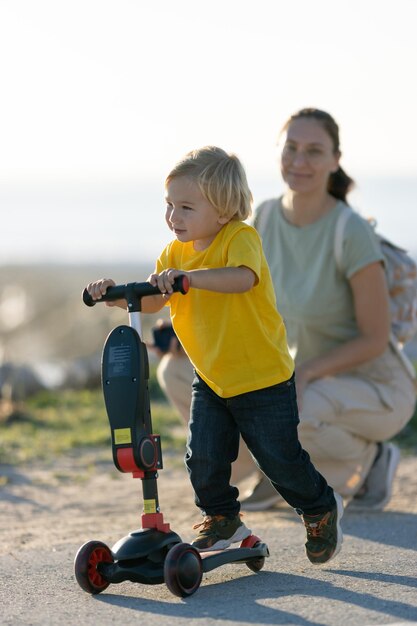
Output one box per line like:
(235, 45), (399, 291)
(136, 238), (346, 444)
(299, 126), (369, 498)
(185, 373), (336, 517)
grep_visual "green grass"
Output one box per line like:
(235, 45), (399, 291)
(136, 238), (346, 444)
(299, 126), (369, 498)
(0, 370), (186, 466)
(1, 366), (416, 466)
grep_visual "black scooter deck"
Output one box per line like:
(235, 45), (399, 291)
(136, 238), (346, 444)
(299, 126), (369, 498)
(200, 543), (269, 572)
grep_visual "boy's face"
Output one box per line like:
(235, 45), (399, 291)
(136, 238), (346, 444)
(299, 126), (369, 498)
(165, 176), (228, 251)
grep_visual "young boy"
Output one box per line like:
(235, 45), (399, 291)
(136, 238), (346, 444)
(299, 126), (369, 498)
(87, 146), (343, 564)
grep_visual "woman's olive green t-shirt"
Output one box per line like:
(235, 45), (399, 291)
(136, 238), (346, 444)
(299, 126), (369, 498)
(253, 198), (383, 365)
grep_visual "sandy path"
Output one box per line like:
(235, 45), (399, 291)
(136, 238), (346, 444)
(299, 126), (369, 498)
(1, 451), (417, 626)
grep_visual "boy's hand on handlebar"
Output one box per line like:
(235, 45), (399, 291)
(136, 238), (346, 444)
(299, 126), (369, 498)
(86, 278), (117, 306)
(148, 269), (190, 300)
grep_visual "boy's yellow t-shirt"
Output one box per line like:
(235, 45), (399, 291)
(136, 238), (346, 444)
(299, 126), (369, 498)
(155, 221), (294, 398)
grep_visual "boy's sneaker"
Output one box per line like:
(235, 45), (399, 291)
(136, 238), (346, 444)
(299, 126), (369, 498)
(191, 514), (251, 551)
(347, 442), (400, 512)
(302, 492), (343, 565)
(240, 475), (284, 511)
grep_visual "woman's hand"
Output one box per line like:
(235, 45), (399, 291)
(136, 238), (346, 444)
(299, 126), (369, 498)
(294, 363), (316, 411)
(148, 319), (185, 358)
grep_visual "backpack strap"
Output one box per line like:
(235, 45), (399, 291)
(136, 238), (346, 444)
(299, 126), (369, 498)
(334, 204), (354, 271)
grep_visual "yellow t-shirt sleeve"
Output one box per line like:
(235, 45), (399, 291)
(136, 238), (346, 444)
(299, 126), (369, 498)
(224, 226), (262, 285)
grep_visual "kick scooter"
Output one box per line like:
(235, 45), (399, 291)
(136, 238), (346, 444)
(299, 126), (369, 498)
(74, 277), (269, 597)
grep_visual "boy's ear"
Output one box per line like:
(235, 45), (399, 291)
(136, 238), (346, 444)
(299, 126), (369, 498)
(218, 215), (230, 225)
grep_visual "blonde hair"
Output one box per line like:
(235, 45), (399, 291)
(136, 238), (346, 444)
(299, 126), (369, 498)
(165, 146), (252, 221)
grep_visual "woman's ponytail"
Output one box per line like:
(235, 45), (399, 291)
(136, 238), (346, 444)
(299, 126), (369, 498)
(328, 166), (355, 202)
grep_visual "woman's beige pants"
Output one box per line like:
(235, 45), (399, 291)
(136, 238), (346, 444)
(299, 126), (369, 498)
(156, 349), (416, 496)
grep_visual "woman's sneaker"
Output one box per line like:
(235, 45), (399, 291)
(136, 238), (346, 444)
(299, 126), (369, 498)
(347, 442), (400, 512)
(302, 492), (344, 564)
(191, 514), (251, 551)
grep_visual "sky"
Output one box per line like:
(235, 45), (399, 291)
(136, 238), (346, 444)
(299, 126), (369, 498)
(1, 0), (417, 263)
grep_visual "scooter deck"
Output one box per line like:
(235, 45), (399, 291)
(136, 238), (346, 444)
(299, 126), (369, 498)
(199, 542), (269, 573)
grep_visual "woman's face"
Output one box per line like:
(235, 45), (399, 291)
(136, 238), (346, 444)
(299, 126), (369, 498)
(279, 117), (340, 195)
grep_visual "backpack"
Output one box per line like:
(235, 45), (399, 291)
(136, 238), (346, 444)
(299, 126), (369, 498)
(334, 205), (417, 345)
(335, 205), (417, 378)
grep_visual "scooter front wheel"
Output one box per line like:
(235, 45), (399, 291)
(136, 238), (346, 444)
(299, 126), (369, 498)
(74, 540), (113, 594)
(164, 543), (203, 597)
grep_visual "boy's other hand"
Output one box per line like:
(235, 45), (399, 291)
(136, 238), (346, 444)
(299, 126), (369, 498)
(86, 278), (117, 306)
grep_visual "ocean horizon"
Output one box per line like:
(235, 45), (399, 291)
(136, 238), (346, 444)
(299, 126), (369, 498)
(1, 175), (416, 266)
(1, 177), (417, 375)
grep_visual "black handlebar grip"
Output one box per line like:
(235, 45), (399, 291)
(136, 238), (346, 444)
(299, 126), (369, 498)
(82, 288), (96, 307)
(82, 274), (189, 307)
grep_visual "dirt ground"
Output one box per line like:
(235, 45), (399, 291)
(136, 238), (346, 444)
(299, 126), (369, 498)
(1, 450), (417, 626)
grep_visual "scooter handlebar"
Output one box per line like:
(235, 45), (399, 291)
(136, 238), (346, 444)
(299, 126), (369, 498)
(82, 274), (190, 307)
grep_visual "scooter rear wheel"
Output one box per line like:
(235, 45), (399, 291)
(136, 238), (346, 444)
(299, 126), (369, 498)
(74, 540), (113, 594)
(164, 543), (203, 597)
(240, 535), (266, 572)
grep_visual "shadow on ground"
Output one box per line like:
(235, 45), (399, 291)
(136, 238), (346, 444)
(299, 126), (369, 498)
(94, 568), (417, 625)
(343, 509), (417, 550)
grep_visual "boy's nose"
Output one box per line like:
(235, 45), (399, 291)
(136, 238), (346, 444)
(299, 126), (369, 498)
(169, 207), (181, 224)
